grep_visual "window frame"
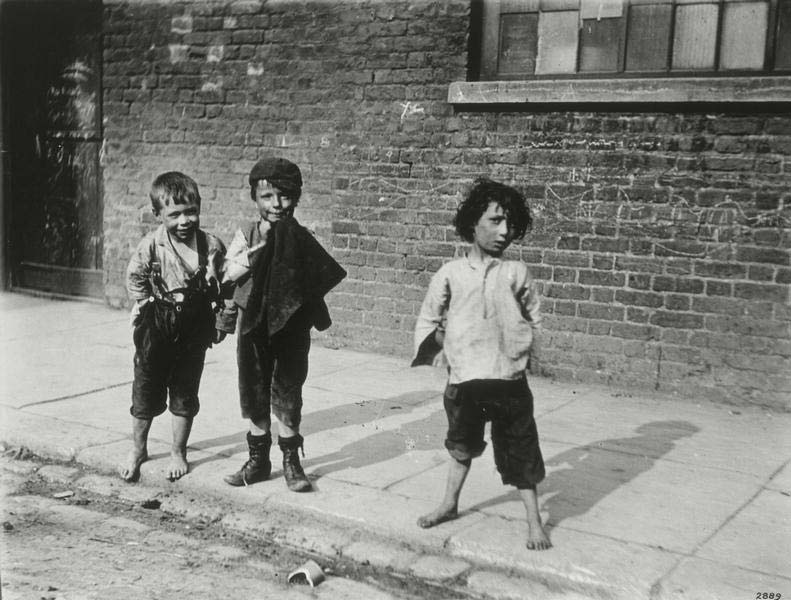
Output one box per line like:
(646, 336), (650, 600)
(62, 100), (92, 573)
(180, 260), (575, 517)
(455, 0), (791, 104)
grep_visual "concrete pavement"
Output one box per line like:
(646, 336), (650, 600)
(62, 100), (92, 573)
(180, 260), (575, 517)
(1, 291), (790, 599)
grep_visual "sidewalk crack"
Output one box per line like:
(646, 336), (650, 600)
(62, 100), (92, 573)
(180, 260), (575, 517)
(649, 457), (791, 599)
(18, 381), (133, 408)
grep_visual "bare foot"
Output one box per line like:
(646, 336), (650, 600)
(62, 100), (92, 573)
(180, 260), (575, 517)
(119, 449), (148, 482)
(417, 506), (458, 529)
(525, 522), (552, 550)
(167, 451), (189, 481)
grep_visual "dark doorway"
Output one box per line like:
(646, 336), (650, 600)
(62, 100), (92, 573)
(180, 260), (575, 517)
(2, 0), (103, 297)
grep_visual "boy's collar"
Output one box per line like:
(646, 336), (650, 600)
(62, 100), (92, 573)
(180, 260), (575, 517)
(154, 224), (202, 247)
(465, 248), (500, 269)
(154, 224), (170, 246)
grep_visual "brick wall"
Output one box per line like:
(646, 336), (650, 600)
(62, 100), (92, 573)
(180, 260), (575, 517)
(101, 0), (791, 410)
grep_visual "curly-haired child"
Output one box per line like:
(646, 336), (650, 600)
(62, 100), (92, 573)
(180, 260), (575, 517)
(412, 177), (551, 550)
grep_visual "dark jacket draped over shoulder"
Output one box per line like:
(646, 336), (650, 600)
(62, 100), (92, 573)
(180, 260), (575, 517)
(233, 216), (346, 337)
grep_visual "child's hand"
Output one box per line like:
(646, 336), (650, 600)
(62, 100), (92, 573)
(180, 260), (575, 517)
(214, 329), (227, 344)
(528, 334), (541, 374)
(129, 298), (151, 327)
(224, 260), (249, 283)
(247, 241), (266, 256)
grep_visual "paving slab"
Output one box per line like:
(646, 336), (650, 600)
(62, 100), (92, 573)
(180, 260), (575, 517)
(696, 488), (791, 577)
(265, 474), (483, 552)
(466, 570), (591, 600)
(270, 519), (353, 557)
(306, 345), (388, 379)
(1, 335), (132, 407)
(76, 438), (173, 480)
(304, 408), (448, 489)
(388, 442), (560, 523)
(540, 452), (763, 553)
(408, 554), (471, 580)
(307, 362), (445, 400)
(0, 297), (131, 406)
(655, 557), (791, 600)
(342, 540), (420, 571)
(447, 515), (680, 600)
(766, 461), (791, 493)
(0, 295), (116, 342)
(0, 406), (125, 461)
(539, 396), (791, 478)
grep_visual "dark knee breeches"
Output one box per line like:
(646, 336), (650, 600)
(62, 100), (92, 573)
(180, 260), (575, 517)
(443, 376), (545, 489)
(130, 298), (213, 420)
(237, 324), (310, 429)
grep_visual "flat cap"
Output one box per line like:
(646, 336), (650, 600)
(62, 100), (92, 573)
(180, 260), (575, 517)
(248, 157), (303, 194)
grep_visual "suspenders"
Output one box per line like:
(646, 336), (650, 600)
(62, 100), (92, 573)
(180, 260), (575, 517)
(148, 232), (214, 308)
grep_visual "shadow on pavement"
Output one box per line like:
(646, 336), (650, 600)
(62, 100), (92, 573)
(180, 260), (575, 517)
(466, 420), (700, 528)
(302, 406), (447, 478)
(188, 390), (443, 471)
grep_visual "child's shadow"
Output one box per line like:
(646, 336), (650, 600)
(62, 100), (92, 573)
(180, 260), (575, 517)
(189, 390), (443, 471)
(300, 403), (447, 478)
(468, 420), (700, 529)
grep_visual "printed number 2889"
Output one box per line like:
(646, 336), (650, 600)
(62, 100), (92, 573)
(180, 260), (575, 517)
(756, 594), (782, 599)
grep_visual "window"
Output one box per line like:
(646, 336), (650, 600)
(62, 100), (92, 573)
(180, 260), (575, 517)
(478, 0), (790, 79)
(450, 0), (791, 104)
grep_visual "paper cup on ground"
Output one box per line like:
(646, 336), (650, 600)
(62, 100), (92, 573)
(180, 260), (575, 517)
(287, 559), (325, 587)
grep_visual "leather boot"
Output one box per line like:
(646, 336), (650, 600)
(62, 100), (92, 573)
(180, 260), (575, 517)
(279, 434), (311, 492)
(223, 432), (272, 486)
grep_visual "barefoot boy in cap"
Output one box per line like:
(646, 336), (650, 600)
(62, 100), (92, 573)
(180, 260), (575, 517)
(412, 177), (551, 550)
(122, 171), (230, 482)
(222, 157), (345, 492)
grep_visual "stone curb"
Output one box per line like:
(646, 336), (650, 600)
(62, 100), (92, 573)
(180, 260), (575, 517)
(3, 443), (595, 600)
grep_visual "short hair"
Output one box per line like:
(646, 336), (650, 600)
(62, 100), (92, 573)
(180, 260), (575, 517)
(149, 171), (201, 216)
(453, 177), (532, 243)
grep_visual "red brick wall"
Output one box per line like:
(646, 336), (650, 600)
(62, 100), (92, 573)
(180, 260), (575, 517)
(101, 0), (791, 410)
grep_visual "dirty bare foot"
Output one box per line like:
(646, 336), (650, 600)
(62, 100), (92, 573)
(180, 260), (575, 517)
(119, 449), (148, 482)
(167, 451), (189, 481)
(417, 506), (458, 529)
(525, 522), (552, 550)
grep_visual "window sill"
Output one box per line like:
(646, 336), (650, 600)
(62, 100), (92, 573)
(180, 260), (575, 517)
(448, 76), (791, 104)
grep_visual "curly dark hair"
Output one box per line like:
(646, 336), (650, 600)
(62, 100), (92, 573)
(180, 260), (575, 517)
(453, 178), (532, 243)
(149, 171), (201, 216)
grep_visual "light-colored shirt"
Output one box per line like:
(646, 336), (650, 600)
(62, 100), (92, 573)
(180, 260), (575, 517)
(218, 219), (274, 334)
(414, 253), (541, 384)
(223, 220), (271, 283)
(125, 224), (230, 330)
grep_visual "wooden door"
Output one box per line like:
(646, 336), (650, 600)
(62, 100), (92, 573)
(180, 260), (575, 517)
(2, 0), (103, 297)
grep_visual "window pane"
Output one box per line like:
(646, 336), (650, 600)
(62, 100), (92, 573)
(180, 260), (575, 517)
(536, 10), (580, 73)
(540, 0), (580, 10)
(498, 13), (539, 74)
(626, 4), (672, 71)
(580, 17), (624, 72)
(501, 0), (540, 10)
(720, 2), (768, 70)
(580, 0), (624, 18)
(672, 3), (719, 70)
(775, 0), (791, 70)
